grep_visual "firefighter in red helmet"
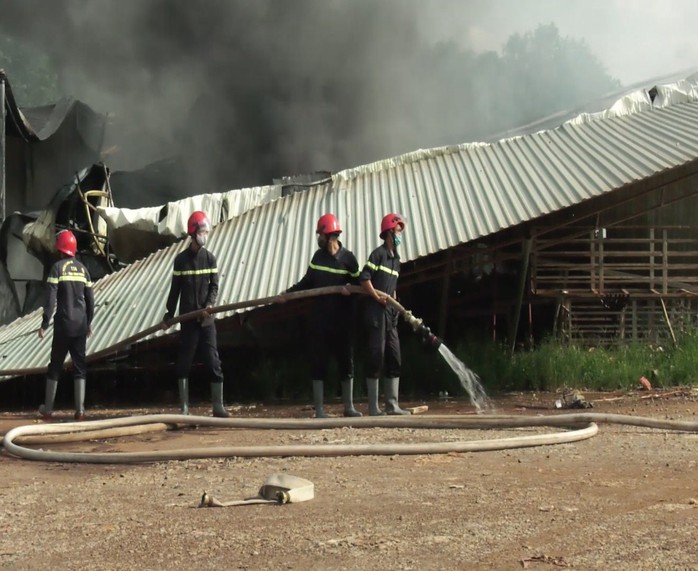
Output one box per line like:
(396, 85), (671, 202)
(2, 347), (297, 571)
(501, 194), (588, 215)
(285, 213), (362, 418)
(359, 213), (409, 415)
(38, 229), (95, 421)
(161, 211), (231, 417)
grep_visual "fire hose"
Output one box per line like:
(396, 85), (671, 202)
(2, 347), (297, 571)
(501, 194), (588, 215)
(4, 413), (698, 464)
(3, 286), (698, 463)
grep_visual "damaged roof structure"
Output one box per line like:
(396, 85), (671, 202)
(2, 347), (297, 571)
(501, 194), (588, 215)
(2, 72), (698, 379)
(0, 70), (109, 326)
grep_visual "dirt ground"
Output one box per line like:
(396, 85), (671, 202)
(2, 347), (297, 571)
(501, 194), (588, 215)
(1, 390), (698, 571)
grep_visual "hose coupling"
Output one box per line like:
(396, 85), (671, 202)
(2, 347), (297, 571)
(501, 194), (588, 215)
(403, 310), (424, 332)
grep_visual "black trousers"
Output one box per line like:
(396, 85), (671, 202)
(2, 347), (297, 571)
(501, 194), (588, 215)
(309, 327), (354, 381)
(365, 316), (401, 379)
(175, 323), (224, 383)
(47, 333), (87, 380)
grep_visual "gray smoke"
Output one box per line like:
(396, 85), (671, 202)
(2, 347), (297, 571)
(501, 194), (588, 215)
(0, 0), (626, 194)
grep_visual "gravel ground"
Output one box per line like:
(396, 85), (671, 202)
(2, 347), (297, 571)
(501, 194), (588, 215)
(1, 391), (698, 570)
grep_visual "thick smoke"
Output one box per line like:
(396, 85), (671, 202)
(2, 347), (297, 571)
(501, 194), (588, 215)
(0, 0), (622, 195)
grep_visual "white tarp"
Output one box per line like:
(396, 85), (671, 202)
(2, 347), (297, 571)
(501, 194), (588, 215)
(97, 185), (282, 262)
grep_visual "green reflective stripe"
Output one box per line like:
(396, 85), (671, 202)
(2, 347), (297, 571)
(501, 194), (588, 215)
(86, 282), (93, 288)
(309, 262), (355, 276)
(57, 275), (88, 284)
(173, 268), (218, 276)
(350, 269), (361, 278)
(47, 277), (59, 284)
(366, 261), (399, 277)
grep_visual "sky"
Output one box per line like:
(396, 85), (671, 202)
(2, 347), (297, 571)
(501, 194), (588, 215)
(419, 0), (698, 85)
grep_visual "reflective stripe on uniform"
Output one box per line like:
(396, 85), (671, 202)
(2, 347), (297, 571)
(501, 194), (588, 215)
(48, 275), (90, 285)
(366, 261), (399, 277)
(173, 268), (218, 276)
(309, 262), (360, 278)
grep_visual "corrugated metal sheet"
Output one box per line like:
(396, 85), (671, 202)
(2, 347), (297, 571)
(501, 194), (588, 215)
(3, 78), (698, 378)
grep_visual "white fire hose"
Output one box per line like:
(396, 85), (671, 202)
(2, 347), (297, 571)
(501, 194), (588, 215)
(199, 473), (314, 507)
(3, 286), (698, 463)
(3, 413), (698, 464)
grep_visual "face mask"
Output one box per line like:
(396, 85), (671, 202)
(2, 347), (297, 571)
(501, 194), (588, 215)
(393, 234), (402, 248)
(195, 233), (207, 247)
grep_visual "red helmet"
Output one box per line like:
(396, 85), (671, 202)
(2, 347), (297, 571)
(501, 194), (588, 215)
(55, 230), (77, 257)
(316, 213), (342, 235)
(187, 211), (211, 236)
(380, 213), (405, 238)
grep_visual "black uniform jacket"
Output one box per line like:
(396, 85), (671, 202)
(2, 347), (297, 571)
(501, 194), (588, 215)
(359, 244), (400, 329)
(164, 246), (219, 326)
(41, 257), (95, 337)
(287, 244), (360, 330)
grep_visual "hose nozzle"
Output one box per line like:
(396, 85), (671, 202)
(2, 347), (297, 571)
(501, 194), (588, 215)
(416, 323), (443, 351)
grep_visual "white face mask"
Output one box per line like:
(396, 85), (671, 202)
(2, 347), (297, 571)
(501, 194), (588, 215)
(195, 233), (207, 247)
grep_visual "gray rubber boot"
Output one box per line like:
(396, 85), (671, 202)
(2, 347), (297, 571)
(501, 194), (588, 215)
(73, 377), (86, 421)
(211, 382), (231, 418)
(367, 377), (385, 416)
(385, 377), (410, 415)
(313, 380), (327, 418)
(178, 378), (189, 415)
(341, 379), (362, 417)
(38, 378), (58, 419)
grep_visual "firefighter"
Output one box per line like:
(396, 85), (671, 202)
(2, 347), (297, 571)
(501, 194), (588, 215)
(38, 230), (94, 421)
(286, 213), (362, 418)
(360, 213), (409, 415)
(161, 211), (231, 418)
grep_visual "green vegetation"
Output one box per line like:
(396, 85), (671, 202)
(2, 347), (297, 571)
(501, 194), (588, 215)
(224, 330), (698, 403)
(445, 332), (698, 394)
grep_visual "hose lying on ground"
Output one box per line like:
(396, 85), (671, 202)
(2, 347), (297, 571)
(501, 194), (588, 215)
(3, 412), (697, 464)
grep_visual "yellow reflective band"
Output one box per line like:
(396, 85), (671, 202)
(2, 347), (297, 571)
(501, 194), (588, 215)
(309, 262), (356, 276)
(47, 277), (59, 284)
(173, 268), (218, 276)
(56, 275), (88, 284)
(366, 261), (399, 277)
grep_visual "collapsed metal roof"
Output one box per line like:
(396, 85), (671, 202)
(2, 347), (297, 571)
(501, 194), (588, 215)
(2, 73), (698, 378)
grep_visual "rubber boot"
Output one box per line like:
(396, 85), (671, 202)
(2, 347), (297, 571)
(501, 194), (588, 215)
(178, 378), (190, 415)
(385, 377), (410, 415)
(211, 383), (231, 418)
(367, 377), (385, 416)
(38, 378), (58, 420)
(313, 380), (327, 418)
(73, 377), (86, 421)
(341, 379), (362, 417)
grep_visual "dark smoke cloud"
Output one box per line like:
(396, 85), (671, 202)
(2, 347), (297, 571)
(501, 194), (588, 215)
(0, 0), (621, 196)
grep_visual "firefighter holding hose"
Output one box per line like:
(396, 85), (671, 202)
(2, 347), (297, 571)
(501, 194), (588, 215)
(38, 230), (94, 421)
(360, 213), (409, 415)
(161, 211), (231, 418)
(286, 213), (362, 418)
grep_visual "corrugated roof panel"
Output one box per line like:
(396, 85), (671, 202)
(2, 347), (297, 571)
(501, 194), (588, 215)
(3, 81), (698, 378)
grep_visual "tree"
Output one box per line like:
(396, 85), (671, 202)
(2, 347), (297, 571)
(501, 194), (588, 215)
(498, 23), (621, 130)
